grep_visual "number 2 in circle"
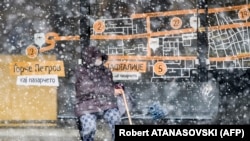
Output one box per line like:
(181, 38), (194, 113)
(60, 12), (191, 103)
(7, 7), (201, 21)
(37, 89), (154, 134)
(93, 20), (105, 33)
(26, 45), (38, 58)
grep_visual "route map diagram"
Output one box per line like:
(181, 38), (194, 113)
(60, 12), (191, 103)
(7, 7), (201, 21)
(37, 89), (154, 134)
(89, 2), (250, 82)
(25, 0), (248, 119)
(28, 1), (250, 82)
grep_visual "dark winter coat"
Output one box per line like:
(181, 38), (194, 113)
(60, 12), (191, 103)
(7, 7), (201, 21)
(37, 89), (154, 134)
(74, 47), (117, 117)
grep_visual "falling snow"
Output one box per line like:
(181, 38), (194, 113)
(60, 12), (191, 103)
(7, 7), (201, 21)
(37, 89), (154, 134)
(0, 0), (250, 140)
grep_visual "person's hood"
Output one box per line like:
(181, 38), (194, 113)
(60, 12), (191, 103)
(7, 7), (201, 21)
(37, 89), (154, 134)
(81, 46), (108, 67)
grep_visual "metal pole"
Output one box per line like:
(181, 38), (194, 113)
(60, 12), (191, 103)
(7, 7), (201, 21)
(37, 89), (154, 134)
(80, 0), (90, 50)
(79, 0), (91, 65)
(197, 0), (208, 82)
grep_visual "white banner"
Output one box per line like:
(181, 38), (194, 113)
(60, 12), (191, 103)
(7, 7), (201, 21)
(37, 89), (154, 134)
(113, 72), (141, 80)
(16, 75), (59, 86)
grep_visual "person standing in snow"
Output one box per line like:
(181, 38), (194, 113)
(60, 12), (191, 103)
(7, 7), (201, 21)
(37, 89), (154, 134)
(74, 46), (123, 141)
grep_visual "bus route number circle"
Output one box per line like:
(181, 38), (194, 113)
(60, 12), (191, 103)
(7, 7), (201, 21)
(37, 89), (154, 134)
(170, 17), (182, 29)
(26, 45), (38, 58)
(93, 20), (105, 33)
(238, 8), (250, 20)
(153, 61), (167, 76)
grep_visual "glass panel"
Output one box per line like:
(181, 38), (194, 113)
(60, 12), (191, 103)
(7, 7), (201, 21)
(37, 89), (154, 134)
(207, 0), (250, 69)
(87, 0), (219, 121)
(0, 0), (80, 125)
(0, 0), (249, 127)
(89, 0), (199, 82)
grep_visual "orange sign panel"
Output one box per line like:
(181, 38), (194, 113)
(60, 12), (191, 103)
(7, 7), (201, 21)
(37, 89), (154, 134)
(9, 61), (65, 77)
(105, 61), (147, 73)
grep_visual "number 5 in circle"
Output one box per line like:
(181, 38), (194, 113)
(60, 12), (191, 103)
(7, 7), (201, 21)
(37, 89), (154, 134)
(153, 61), (167, 76)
